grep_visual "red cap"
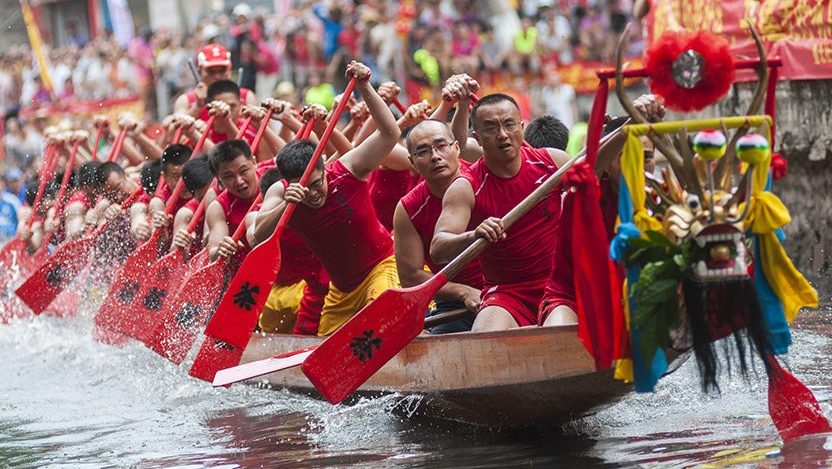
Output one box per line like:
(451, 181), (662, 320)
(197, 43), (231, 68)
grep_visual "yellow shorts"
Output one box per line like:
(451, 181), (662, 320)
(317, 255), (400, 336)
(258, 280), (306, 334)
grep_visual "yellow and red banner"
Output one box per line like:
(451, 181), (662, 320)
(20, 0), (54, 92)
(646, 0), (832, 80)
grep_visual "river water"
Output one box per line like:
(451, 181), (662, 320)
(1, 294), (831, 467)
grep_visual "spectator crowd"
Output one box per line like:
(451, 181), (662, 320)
(0, 0), (642, 241)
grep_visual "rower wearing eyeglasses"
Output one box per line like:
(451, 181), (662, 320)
(394, 119), (484, 334)
(430, 91), (571, 332)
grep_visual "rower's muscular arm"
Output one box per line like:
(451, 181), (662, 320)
(206, 201), (230, 261)
(394, 204), (481, 310)
(545, 147), (572, 169)
(249, 182), (289, 247)
(430, 178), (477, 264)
(340, 63), (402, 180)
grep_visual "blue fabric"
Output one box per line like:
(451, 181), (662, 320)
(753, 233), (792, 355)
(0, 193), (19, 242)
(313, 5), (344, 61)
(613, 172), (667, 392)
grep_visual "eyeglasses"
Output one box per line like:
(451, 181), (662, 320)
(479, 119), (519, 137)
(412, 140), (454, 160)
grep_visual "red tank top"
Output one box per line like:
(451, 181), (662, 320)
(287, 160), (393, 292)
(464, 146), (562, 286)
(255, 158), (275, 177)
(67, 190), (92, 210)
(368, 167), (420, 232)
(277, 228), (328, 286)
(400, 174), (483, 290)
(156, 184), (190, 216)
(214, 189), (257, 237)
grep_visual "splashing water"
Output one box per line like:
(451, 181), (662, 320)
(0, 276), (831, 467)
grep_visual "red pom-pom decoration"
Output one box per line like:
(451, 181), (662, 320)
(770, 152), (787, 180)
(644, 30), (735, 112)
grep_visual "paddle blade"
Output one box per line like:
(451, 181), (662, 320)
(130, 250), (187, 344)
(203, 239), (281, 349)
(93, 239), (159, 336)
(189, 337), (245, 383)
(147, 259), (226, 364)
(768, 357), (831, 442)
(213, 348), (315, 387)
(301, 276), (445, 404)
(15, 237), (93, 314)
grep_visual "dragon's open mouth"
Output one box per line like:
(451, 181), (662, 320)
(692, 224), (748, 280)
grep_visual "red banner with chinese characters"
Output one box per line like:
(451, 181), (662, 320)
(646, 0), (832, 80)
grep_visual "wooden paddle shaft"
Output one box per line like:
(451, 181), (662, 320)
(26, 144), (58, 227)
(438, 127), (619, 282)
(106, 128), (128, 162)
(90, 126), (104, 161)
(250, 109), (274, 155)
(276, 79), (357, 232)
(235, 117), (252, 140)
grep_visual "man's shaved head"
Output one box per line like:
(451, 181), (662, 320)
(405, 119), (454, 154)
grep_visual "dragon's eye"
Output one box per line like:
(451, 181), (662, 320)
(686, 194), (700, 210)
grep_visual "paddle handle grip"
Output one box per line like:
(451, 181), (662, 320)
(91, 126), (104, 161)
(235, 117), (252, 140)
(296, 118), (315, 140)
(250, 109), (274, 155)
(439, 125), (620, 282)
(106, 128), (128, 162)
(230, 193), (263, 243)
(91, 186), (146, 238)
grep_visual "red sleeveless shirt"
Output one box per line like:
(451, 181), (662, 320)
(463, 146), (562, 286)
(286, 160), (393, 292)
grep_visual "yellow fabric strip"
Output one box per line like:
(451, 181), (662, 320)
(20, 1), (54, 92)
(623, 116), (772, 137)
(622, 131), (663, 233)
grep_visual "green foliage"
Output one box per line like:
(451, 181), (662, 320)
(623, 231), (692, 365)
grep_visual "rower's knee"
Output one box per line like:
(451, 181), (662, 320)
(471, 306), (519, 332)
(542, 305), (578, 327)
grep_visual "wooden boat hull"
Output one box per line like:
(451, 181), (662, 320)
(241, 325), (632, 428)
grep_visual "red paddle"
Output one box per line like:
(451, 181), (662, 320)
(172, 126), (184, 145)
(147, 194), (262, 364)
(93, 116), (216, 336)
(31, 139), (82, 266)
(129, 195), (211, 344)
(90, 125), (105, 161)
(236, 116), (253, 139)
(16, 186), (145, 313)
(393, 98), (429, 120)
(0, 143), (57, 269)
(189, 78), (357, 382)
(249, 109), (274, 155)
(106, 128), (128, 162)
(767, 355), (831, 441)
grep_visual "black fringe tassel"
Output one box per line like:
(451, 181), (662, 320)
(682, 277), (771, 393)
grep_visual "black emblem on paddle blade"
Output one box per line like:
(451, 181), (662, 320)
(142, 287), (167, 311)
(174, 302), (201, 329)
(116, 281), (140, 304)
(44, 264), (68, 287)
(349, 330), (382, 363)
(213, 339), (235, 350)
(233, 282), (260, 311)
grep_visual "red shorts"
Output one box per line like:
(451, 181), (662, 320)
(479, 279), (547, 327)
(537, 296), (578, 326)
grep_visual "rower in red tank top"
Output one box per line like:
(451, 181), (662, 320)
(431, 93), (573, 332)
(169, 155), (216, 259)
(205, 139), (260, 267)
(251, 60), (402, 336)
(173, 43), (258, 119)
(396, 120), (484, 334)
